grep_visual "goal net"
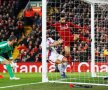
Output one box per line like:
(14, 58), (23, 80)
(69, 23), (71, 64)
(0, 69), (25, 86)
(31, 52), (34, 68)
(42, 0), (108, 86)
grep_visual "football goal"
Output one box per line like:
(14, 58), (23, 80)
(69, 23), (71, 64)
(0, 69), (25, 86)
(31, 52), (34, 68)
(42, 0), (108, 86)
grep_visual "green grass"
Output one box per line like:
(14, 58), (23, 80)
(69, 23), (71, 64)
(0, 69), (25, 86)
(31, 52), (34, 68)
(0, 73), (42, 87)
(0, 73), (108, 90)
(48, 72), (108, 84)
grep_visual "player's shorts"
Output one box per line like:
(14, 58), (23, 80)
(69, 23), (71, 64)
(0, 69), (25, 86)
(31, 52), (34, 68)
(49, 52), (64, 63)
(63, 41), (71, 47)
(0, 53), (8, 63)
(62, 36), (74, 47)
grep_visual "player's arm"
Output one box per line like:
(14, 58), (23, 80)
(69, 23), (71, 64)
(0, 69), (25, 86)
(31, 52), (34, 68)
(68, 22), (87, 30)
(47, 21), (59, 27)
(7, 50), (13, 61)
(49, 39), (63, 47)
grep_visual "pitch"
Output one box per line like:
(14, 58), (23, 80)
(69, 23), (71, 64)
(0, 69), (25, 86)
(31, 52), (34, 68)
(0, 73), (108, 90)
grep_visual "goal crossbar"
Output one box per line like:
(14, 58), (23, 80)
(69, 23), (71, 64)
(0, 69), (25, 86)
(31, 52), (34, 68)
(83, 0), (108, 4)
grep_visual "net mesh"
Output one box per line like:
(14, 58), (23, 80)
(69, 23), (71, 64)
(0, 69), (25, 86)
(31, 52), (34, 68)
(46, 0), (108, 85)
(95, 3), (108, 77)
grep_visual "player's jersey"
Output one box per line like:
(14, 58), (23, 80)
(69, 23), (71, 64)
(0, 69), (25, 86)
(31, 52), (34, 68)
(49, 22), (77, 46)
(48, 22), (89, 46)
(46, 38), (64, 62)
(46, 38), (58, 59)
(0, 41), (13, 59)
(52, 22), (74, 42)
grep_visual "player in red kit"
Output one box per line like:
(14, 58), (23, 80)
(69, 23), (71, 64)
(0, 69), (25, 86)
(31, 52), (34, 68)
(47, 15), (90, 65)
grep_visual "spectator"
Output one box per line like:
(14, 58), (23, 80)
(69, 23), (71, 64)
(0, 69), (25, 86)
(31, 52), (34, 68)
(17, 11), (42, 62)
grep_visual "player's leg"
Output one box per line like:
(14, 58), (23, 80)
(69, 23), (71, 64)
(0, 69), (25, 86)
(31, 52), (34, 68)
(55, 60), (65, 78)
(62, 57), (68, 71)
(64, 46), (71, 62)
(64, 46), (73, 72)
(49, 52), (68, 78)
(49, 53), (63, 76)
(1, 58), (15, 79)
(0, 57), (20, 80)
(0, 58), (4, 78)
(64, 46), (70, 57)
(79, 34), (90, 43)
(49, 53), (65, 78)
(61, 57), (68, 78)
(56, 55), (68, 78)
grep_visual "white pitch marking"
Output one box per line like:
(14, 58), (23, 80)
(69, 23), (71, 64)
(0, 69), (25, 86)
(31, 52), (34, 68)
(0, 82), (44, 89)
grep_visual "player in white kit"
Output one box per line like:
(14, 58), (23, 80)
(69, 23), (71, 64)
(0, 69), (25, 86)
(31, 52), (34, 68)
(46, 37), (68, 78)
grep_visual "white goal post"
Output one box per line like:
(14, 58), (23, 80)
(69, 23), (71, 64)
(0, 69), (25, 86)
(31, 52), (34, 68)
(91, 3), (96, 77)
(42, 0), (108, 86)
(42, 0), (48, 82)
(84, 0), (108, 78)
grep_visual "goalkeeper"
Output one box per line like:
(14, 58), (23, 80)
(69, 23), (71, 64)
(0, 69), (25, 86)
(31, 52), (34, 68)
(0, 36), (20, 80)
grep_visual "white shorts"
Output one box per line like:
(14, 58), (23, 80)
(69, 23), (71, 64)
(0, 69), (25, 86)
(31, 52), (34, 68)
(49, 52), (64, 63)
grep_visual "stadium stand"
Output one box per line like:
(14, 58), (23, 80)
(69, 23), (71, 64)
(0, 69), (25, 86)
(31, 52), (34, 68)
(0, 0), (25, 40)
(1, 0), (108, 62)
(47, 0), (108, 62)
(16, 10), (42, 62)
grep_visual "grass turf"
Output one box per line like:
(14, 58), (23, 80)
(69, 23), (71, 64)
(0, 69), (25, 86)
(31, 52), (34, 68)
(0, 73), (108, 90)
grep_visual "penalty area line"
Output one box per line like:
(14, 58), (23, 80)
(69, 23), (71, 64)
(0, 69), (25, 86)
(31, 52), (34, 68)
(0, 82), (44, 89)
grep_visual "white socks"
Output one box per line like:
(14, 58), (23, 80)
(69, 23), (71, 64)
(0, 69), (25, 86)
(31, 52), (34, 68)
(62, 62), (68, 72)
(58, 62), (68, 75)
(58, 64), (64, 75)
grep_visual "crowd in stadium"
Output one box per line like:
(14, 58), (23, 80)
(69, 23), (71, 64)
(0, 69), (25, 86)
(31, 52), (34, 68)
(0, 0), (108, 62)
(16, 13), (42, 62)
(0, 0), (24, 41)
(0, 0), (42, 62)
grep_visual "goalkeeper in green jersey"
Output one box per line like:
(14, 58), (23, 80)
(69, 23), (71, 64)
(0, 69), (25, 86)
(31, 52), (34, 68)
(0, 36), (20, 80)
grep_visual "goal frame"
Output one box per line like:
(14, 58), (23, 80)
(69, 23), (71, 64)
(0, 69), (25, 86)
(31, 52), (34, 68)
(42, 0), (108, 86)
(85, 0), (108, 77)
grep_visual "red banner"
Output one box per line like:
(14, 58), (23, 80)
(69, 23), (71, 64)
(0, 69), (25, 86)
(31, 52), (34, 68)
(32, 7), (42, 16)
(0, 62), (108, 73)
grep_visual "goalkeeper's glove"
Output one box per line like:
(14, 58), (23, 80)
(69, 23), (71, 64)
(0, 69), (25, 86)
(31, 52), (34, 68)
(10, 61), (17, 69)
